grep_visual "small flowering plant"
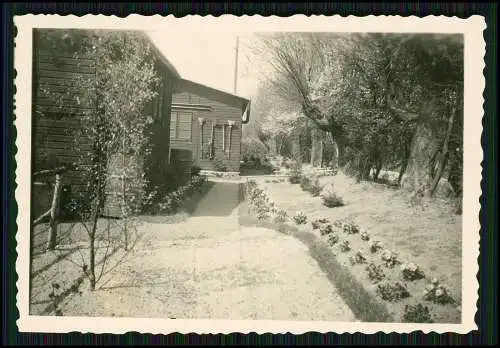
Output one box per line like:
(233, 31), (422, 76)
(403, 304), (434, 323)
(328, 233), (339, 246)
(354, 251), (367, 264)
(311, 220), (321, 230)
(319, 217), (330, 224)
(401, 262), (426, 281)
(333, 220), (344, 229)
(293, 212), (308, 225)
(370, 240), (383, 253)
(423, 278), (454, 304)
(381, 249), (400, 268)
(343, 221), (360, 234)
(339, 239), (351, 252)
(319, 224), (333, 236)
(366, 263), (385, 283)
(273, 208), (288, 223)
(360, 229), (370, 241)
(376, 282), (410, 302)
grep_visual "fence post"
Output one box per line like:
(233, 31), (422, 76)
(46, 173), (62, 251)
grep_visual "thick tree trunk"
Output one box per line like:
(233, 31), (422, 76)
(429, 105), (456, 196)
(311, 127), (326, 167)
(401, 122), (440, 193)
(291, 128), (302, 167)
(374, 164), (382, 181)
(398, 143), (411, 184)
(331, 138), (339, 171)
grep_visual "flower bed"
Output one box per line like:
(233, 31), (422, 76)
(150, 175), (208, 214)
(244, 178), (462, 323)
(200, 170), (241, 179)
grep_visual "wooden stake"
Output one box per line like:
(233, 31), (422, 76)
(46, 174), (62, 251)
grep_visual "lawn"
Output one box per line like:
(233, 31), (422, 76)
(251, 171), (462, 323)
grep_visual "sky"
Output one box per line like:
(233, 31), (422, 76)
(147, 30), (262, 100)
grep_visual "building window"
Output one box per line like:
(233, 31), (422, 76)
(170, 111), (193, 140)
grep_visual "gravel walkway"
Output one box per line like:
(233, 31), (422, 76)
(59, 181), (355, 321)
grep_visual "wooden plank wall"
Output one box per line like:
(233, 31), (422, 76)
(33, 32), (177, 218)
(171, 86), (243, 172)
(33, 32), (96, 209)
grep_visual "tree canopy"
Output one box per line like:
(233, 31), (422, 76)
(253, 32), (464, 196)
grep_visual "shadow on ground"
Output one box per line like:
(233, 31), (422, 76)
(190, 182), (245, 217)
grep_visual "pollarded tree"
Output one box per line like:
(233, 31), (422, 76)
(343, 33), (464, 194)
(254, 33), (357, 169)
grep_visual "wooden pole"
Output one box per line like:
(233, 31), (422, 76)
(228, 121), (235, 161)
(319, 133), (324, 168)
(46, 173), (62, 251)
(198, 117), (204, 159)
(234, 36), (239, 94)
(210, 121), (215, 159)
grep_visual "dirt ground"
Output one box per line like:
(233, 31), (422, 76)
(31, 181), (355, 321)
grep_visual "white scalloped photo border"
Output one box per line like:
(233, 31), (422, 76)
(13, 14), (485, 335)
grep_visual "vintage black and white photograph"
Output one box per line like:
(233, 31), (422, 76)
(15, 15), (484, 334)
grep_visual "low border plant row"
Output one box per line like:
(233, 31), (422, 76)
(150, 175), (208, 214)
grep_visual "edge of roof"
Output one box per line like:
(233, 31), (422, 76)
(179, 79), (251, 124)
(178, 78), (250, 105)
(144, 31), (250, 124)
(142, 32), (181, 79)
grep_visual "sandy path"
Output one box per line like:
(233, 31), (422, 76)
(60, 182), (355, 321)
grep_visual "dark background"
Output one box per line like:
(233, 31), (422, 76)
(2, 2), (497, 346)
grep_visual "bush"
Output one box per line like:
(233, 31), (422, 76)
(191, 165), (202, 176)
(342, 221), (360, 234)
(366, 263), (385, 283)
(328, 233), (339, 246)
(423, 279), (454, 304)
(376, 282), (410, 302)
(360, 230), (370, 241)
(309, 179), (323, 197)
(401, 262), (426, 281)
(241, 139), (268, 167)
(403, 304), (434, 323)
(319, 224), (333, 236)
(320, 183), (345, 208)
(380, 250), (400, 268)
(299, 175), (312, 191)
(273, 209), (288, 223)
(293, 212), (308, 225)
(151, 175), (207, 215)
(354, 251), (367, 264)
(370, 241), (383, 253)
(339, 240), (351, 252)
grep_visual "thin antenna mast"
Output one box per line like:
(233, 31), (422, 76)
(233, 36), (239, 94)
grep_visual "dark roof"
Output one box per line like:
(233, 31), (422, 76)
(175, 78), (251, 123)
(144, 33), (250, 123)
(141, 32), (181, 79)
(178, 78), (250, 106)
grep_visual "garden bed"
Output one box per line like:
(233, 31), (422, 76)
(241, 176), (462, 323)
(200, 170), (241, 179)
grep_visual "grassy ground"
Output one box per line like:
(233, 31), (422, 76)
(251, 172), (462, 323)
